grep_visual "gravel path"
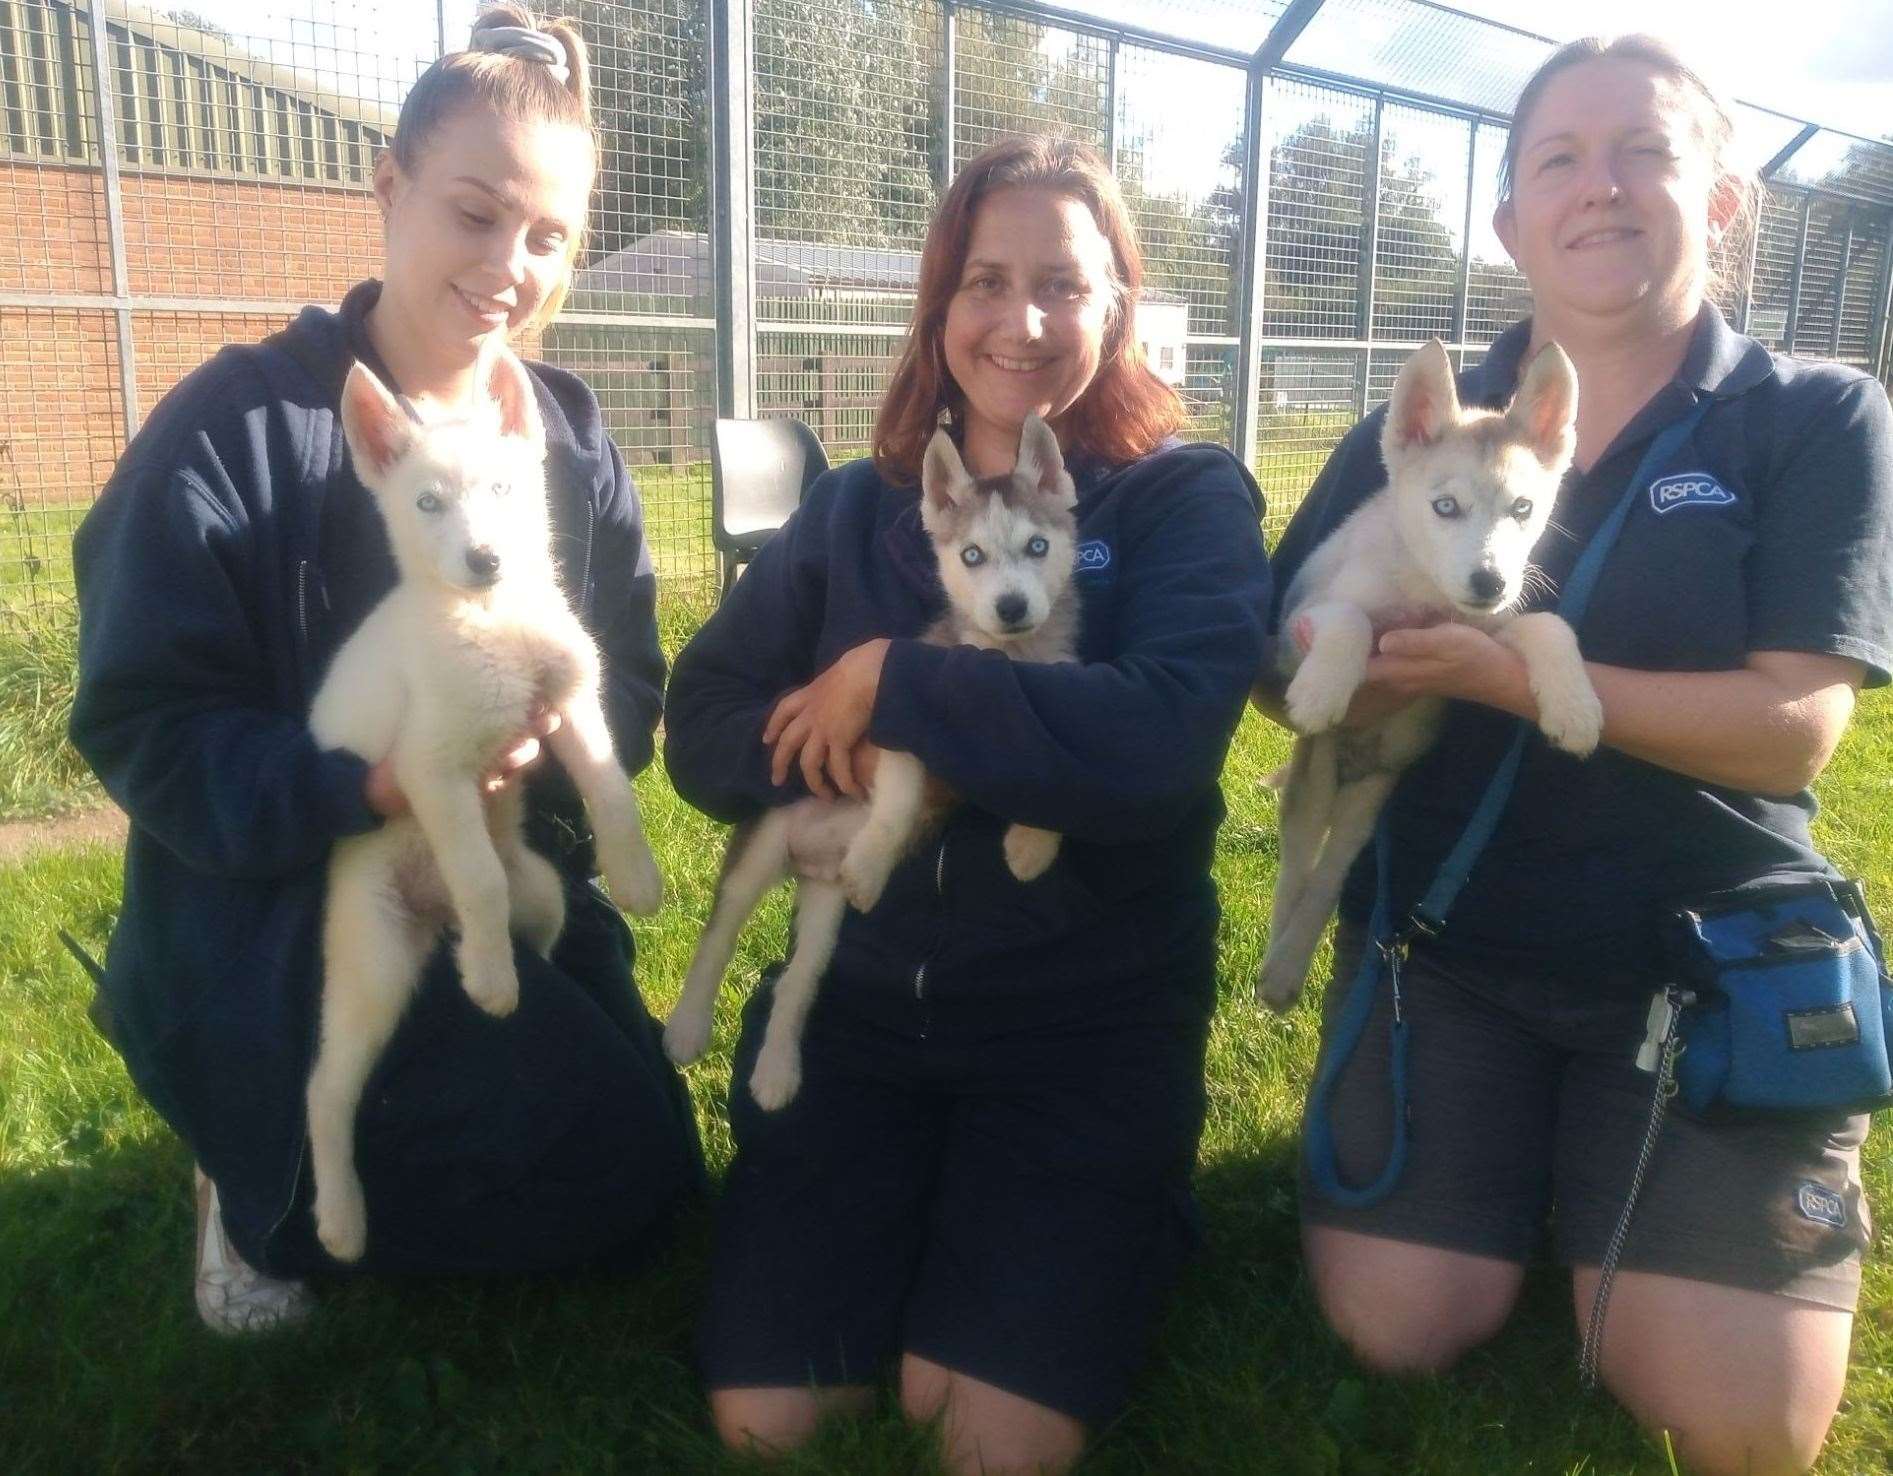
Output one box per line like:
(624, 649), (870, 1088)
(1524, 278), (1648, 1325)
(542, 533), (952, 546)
(0, 803), (127, 864)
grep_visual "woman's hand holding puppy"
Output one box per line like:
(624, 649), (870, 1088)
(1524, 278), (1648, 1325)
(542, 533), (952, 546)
(364, 705), (565, 818)
(764, 639), (891, 798)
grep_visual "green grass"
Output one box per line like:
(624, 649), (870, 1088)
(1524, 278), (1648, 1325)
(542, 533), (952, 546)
(0, 607), (98, 819)
(4, 669), (1891, 1471)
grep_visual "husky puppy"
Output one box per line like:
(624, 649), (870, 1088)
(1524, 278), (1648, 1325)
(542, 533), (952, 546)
(305, 353), (663, 1263)
(1256, 338), (1600, 1011)
(664, 414), (1080, 1109)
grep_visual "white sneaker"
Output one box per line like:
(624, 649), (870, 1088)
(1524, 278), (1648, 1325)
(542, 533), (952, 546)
(193, 1166), (313, 1335)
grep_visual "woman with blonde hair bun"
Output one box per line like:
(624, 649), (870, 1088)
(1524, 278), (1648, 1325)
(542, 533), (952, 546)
(70, 4), (702, 1334)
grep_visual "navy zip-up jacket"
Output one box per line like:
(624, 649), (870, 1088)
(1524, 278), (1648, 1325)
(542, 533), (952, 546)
(666, 442), (1270, 1033)
(69, 282), (665, 1247)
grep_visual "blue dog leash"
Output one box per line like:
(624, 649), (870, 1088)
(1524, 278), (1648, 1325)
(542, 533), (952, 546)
(1304, 397), (1714, 1207)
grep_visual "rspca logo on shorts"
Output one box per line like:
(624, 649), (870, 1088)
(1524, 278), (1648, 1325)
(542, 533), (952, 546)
(1794, 1181), (1847, 1230)
(1074, 539), (1113, 574)
(1649, 471), (1736, 515)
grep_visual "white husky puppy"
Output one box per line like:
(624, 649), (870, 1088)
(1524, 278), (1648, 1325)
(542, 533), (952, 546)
(305, 352), (663, 1263)
(664, 415), (1080, 1109)
(1256, 338), (1600, 1010)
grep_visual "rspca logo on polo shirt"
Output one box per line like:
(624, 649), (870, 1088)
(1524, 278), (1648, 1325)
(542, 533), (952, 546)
(1074, 539), (1113, 574)
(1795, 1181), (1847, 1230)
(1649, 470), (1736, 515)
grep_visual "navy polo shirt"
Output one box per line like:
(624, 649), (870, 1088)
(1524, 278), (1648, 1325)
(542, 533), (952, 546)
(1268, 307), (1893, 980)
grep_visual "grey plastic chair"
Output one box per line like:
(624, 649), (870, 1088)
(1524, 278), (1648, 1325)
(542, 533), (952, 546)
(711, 416), (830, 598)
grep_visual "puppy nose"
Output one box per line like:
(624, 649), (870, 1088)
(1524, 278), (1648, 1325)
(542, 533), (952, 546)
(466, 547), (501, 583)
(1467, 567), (1505, 604)
(995, 593), (1028, 627)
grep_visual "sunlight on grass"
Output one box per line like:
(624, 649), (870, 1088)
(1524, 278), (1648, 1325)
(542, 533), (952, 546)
(4, 653), (1890, 1470)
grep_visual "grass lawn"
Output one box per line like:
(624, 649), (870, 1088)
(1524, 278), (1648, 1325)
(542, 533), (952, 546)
(4, 608), (1890, 1470)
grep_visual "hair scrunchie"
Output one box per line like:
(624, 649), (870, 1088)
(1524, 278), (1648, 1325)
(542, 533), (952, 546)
(470, 25), (570, 85)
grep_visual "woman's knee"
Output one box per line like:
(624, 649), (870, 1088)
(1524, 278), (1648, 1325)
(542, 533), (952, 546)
(1305, 1224), (1523, 1375)
(1606, 1373), (1838, 1476)
(1582, 1271), (1849, 1476)
(709, 1385), (874, 1458)
(899, 1355), (1086, 1476)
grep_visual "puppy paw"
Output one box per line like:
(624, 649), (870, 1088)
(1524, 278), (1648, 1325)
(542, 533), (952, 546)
(663, 1005), (712, 1066)
(1254, 952), (1307, 1013)
(839, 841), (894, 913)
(1285, 662), (1356, 736)
(749, 1043), (802, 1111)
(1003, 825), (1061, 882)
(458, 945), (519, 1017)
(1534, 677), (1604, 758)
(314, 1175), (367, 1263)
(601, 836), (665, 917)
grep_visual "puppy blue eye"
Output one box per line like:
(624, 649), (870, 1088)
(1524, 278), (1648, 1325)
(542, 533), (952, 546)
(416, 492), (442, 513)
(1025, 536), (1049, 558)
(961, 545), (985, 567)
(1511, 496), (1534, 518)
(1431, 496), (1460, 517)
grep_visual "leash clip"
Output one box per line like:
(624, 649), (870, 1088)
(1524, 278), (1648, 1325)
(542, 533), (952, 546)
(1377, 935), (1409, 1025)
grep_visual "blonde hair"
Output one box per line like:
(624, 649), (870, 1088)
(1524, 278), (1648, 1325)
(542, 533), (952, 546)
(389, 4), (596, 328)
(1500, 34), (1756, 299)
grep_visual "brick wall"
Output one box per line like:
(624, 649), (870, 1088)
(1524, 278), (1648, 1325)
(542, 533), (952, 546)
(0, 160), (380, 512)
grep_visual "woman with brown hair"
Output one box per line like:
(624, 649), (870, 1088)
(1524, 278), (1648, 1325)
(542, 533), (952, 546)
(70, 5), (701, 1333)
(1266, 35), (1891, 1474)
(666, 135), (1271, 1472)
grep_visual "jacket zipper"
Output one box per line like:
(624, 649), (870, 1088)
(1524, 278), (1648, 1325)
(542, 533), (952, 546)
(295, 559), (310, 654)
(911, 833), (949, 1026)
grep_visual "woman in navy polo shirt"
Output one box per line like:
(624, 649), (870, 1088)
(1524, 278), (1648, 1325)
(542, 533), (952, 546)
(1265, 35), (1892, 1476)
(666, 136), (1268, 1473)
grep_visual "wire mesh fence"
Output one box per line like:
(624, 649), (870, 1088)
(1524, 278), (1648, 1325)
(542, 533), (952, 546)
(3, 0), (1891, 619)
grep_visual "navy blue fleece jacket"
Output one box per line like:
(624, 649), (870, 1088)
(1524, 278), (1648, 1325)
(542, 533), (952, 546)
(68, 282), (665, 1246)
(665, 442), (1270, 1030)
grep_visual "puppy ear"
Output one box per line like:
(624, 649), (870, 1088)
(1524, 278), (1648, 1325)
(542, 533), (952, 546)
(1507, 342), (1579, 470)
(1015, 414), (1075, 510)
(921, 428), (973, 526)
(1381, 338), (1459, 463)
(484, 348), (545, 449)
(340, 361), (412, 480)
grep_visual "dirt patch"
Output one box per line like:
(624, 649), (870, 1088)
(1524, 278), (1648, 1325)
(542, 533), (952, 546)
(0, 803), (127, 864)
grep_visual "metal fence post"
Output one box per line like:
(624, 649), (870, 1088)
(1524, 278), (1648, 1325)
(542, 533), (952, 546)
(1871, 210), (1893, 385)
(1356, 95), (1382, 415)
(710, 0), (757, 422)
(941, 0), (956, 187)
(1230, 66), (1269, 473)
(1736, 190), (1765, 336)
(1452, 117), (1475, 351)
(84, 0), (138, 443)
(1104, 34), (1118, 173)
(1785, 192), (1811, 355)
(437, 2), (447, 56)
(1830, 211), (1853, 359)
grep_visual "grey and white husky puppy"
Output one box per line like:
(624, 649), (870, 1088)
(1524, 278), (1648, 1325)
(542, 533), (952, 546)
(1256, 338), (1601, 1011)
(664, 414), (1081, 1108)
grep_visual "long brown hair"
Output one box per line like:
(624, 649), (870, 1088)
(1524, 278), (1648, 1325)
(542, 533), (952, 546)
(872, 136), (1185, 484)
(388, 3), (596, 328)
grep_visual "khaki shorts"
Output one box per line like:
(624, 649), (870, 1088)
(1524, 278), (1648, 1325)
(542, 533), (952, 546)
(1298, 926), (1872, 1310)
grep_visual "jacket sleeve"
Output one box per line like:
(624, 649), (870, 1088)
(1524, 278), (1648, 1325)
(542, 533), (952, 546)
(69, 462), (381, 880)
(589, 435), (667, 773)
(868, 451), (1271, 845)
(663, 481), (831, 822)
